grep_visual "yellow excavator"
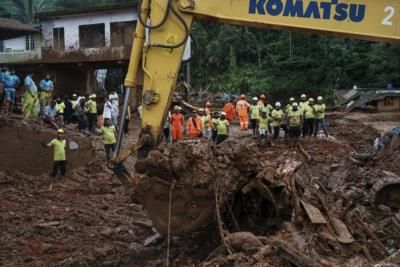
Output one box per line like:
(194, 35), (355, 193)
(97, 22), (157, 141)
(113, 0), (400, 235)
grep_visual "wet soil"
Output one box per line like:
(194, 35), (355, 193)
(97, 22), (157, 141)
(1, 112), (400, 266)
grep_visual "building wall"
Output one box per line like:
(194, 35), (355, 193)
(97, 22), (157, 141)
(377, 97), (400, 111)
(41, 9), (137, 51)
(0, 34), (42, 64)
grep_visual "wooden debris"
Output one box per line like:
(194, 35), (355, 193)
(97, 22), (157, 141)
(255, 181), (277, 211)
(298, 143), (311, 161)
(300, 200), (327, 224)
(144, 233), (162, 246)
(275, 242), (322, 267)
(35, 221), (61, 228)
(331, 217), (354, 244)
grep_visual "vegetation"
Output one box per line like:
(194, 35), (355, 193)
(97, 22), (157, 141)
(189, 22), (400, 101)
(1, 1), (399, 101)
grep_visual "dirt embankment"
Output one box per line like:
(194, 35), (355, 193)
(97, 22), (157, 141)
(0, 119), (94, 175)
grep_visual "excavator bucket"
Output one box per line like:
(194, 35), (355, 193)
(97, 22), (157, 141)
(136, 177), (215, 235)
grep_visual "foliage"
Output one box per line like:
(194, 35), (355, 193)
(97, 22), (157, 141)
(189, 22), (400, 102)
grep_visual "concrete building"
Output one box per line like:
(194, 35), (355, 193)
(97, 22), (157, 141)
(0, 2), (142, 101)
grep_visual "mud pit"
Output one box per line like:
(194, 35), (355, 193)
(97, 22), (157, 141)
(0, 121), (94, 175)
(1, 114), (400, 266)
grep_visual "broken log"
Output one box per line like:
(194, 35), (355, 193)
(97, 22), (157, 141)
(275, 242), (321, 267)
(297, 143), (311, 161)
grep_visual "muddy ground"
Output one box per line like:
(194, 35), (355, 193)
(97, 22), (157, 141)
(0, 112), (400, 266)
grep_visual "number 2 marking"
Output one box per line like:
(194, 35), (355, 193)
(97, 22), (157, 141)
(382, 6), (395, 26)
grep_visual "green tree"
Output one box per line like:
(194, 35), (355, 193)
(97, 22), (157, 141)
(0, 0), (50, 23)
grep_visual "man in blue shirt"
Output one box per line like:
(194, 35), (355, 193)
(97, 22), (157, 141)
(4, 68), (20, 114)
(39, 73), (54, 115)
(23, 72), (38, 119)
(0, 66), (6, 112)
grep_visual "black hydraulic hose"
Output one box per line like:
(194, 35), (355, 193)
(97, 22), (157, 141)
(138, 0), (171, 29)
(149, 0), (189, 49)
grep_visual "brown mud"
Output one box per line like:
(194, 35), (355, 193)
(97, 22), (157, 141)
(1, 113), (400, 266)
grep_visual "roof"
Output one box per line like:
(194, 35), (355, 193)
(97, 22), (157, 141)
(0, 18), (39, 41)
(335, 88), (400, 111)
(36, 1), (137, 19)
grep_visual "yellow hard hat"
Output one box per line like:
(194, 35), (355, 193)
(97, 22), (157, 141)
(240, 94), (246, 99)
(57, 129), (64, 134)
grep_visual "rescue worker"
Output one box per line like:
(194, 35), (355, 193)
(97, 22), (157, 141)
(271, 102), (287, 140)
(216, 112), (229, 144)
(314, 96), (329, 138)
(39, 73), (54, 114)
(223, 99), (236, 123)
(288, 102), (303, 148)
(124, 104), (131, 136)
(211, 111), (220, 143)
(4, 68), (20, 114)
(103, 95), (112, 123)
(63, 95), (73, 124)
(46, 129), (67, 177)
(200, 108), (211, 139)
(258, 94), (273, 134)
(76, 97), (87, 132)
(55, 98), (65, 118)
(257, 94), (266, 106)
(299, 94), (307, 112)
(187, 109), (203, 139)
(110, 94), (119, 127)
(44, 100), (62, 129)
(250, 97), (260, 135)
(258, 110), (269, 140)
(285, 97), (295, 114)
(164, 110), (171, 143)
(236, 94), (250, 130)
(170, 105), (184, 142)
(100, 118), (117, 160)
(23, 72), (39, 119)
(86, 94), (97, 133)
(302, 98), (315, 137)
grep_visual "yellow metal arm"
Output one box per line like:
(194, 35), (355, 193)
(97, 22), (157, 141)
(180, 0), (400, 43)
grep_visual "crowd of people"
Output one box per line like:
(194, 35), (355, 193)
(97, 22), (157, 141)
(164, 93), (328, 147)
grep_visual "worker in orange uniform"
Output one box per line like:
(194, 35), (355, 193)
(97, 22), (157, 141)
(236, 94), (250, 130)
(187, 109), (204, 139)
(223, 98), (236, 123)
(170, 105), (184, 142)
(205, 101), (212, 117)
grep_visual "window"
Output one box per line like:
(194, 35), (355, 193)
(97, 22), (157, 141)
(53, 27), (65, 50)
(26, 34), (35, 51)
(384, 97), (394, 106)
(0, 40), (4, 53)
(79, 23), (105, 48)
(110, 21), (136, 47)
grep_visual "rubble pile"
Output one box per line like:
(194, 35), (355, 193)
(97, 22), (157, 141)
(1, 114), (400, 266)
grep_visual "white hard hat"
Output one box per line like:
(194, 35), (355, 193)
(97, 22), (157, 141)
(252, 97), (258, 101)
(317, 96), (323, 101)
(292, 102), (298, 107)
(221, 112), (226, 116)
(301, 94), (306, 98)
(275, 102), (281, 107)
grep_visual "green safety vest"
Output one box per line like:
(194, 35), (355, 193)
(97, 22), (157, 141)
(271, 109), (284, 127)
(258, 117), (269, 130)
(250, 105), (260, 119)
(288, 110), (302, 127)
(216, 119), (229, 135)
(303, 104), (315, 119)
(314, 103), (326, 119)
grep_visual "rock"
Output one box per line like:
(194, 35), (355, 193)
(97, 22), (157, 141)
(224, 232), (263, 254)
(378, 204), (392, 213)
